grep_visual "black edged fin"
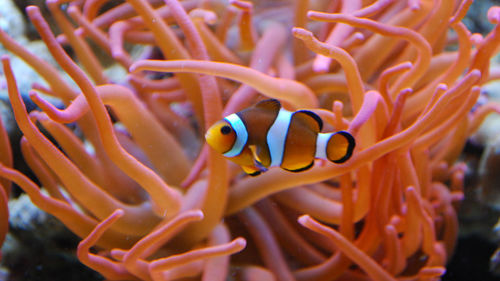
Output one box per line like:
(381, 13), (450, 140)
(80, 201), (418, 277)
(284, 160), (315, 173)
(250, 151), (268, 172)
(248, 170), (262, 176)
(254, 99), (281, 113)
(330, 131), (355, 164)
(242, 165), (263, 176)
(293, 110), (323, 132)
(254, 160), (268, 172)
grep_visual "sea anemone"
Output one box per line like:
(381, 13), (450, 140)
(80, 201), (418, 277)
(0, 0), (499, 280)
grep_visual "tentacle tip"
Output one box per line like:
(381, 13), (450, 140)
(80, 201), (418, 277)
(410, 4), (420, 11)
(67, 5), (78, 14)
(469, 69), (482, 79)
(189, 9), (217, 25)
(0, 55), (9, 63)
(112, 50), (125, 60)
(409, 0), (421, 11)
(234, 237), (247, 248)
(291, 27), (311, 39)
(129, 64), (139, 73)
(297, 214), (311, 225)
(25, 5), (40, 15)
(28, 89), (38, 98)
(449, 17), (459, 25)
(353, 32), (365, 41)
(113, 208), (125, 217)
(436, 83), (448, 91)
(333, 100), (344, 107)
(46, 0), (60, 6)
(234, 0), (253, 10)
(399, 88), (413, 96)
(470, 33), (483, 45)
(488, 7), (500, 24)
(28, 110), (42, 120)
(55, 34), (67, 45)
(453, 191), (465, 201)
(405, 185), (416, 195)
(74, 28), (84, 37)
(385, 224), (396, 232)
(192, 209), (204, 219)
(419, 266), (446, 278)
(402, 61), (413, 68)
(306, 10), (318, 19)
(129, 60), (151, 73)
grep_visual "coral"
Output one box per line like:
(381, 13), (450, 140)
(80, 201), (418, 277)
(0, 0), (499, 280)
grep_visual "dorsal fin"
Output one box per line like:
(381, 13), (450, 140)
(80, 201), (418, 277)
(254, 99), (281, 113)
(293, 110), (323, 132)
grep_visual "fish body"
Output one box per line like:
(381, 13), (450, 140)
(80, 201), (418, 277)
(205, 99), (355, 176)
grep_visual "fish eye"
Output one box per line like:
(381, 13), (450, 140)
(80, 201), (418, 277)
(220, 125), (232, 135)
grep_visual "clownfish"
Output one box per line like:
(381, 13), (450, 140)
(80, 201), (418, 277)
(205, 99), (355, 176)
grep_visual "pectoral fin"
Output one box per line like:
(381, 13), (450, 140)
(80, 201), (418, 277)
(248, 144), (271, 167)
(248, 145), (262, 163)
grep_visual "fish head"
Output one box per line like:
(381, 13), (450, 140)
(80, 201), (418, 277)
(205, 119), (237, 154)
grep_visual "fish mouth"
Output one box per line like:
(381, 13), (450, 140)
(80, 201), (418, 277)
(204, 128), (216, 147)
(204, 133), (212, 146)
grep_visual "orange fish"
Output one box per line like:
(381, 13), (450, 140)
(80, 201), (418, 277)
(205, 99), (355, 176)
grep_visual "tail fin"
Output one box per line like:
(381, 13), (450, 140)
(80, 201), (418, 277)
(326, 131), (355, 163)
